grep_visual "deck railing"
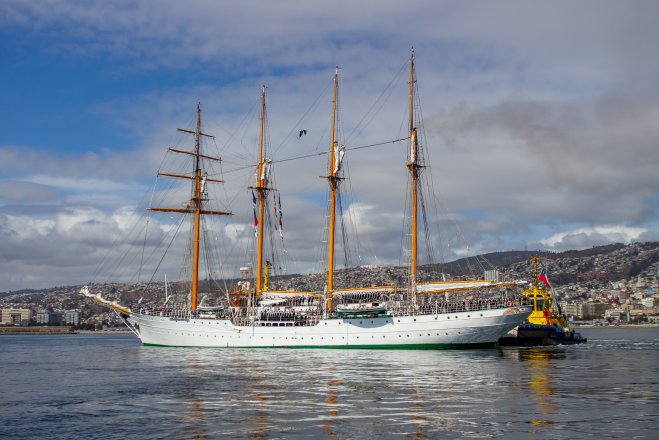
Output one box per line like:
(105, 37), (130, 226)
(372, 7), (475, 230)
(135, 292), (530, 325)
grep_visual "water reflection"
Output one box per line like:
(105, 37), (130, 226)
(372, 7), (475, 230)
(322, 371), (341, 440)
(410, 381), (427, 439)
(184, 355), (207, 439)
(3, 332), (658, 439)
(128, 344), (657, 439)
(506, 348), (567, 434)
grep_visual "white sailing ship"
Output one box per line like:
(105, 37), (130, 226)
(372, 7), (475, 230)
(82, 49), (531, 347)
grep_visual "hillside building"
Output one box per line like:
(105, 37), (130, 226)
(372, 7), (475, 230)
(64, 310), (80, 326)
(1, 308), (34, 326)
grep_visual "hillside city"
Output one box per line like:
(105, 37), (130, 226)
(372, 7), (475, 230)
(1, 242), (658, 329)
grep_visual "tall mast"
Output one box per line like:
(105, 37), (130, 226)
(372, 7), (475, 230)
(191, 103), (203, 311)
(255, 86), (268, 298)
(149, 103), (231, 313)
(407, 48), (419, 295)
(326, 67), (340, 310)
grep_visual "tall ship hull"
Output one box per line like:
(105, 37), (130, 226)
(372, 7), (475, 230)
(81, 50), (534, 349)
(130, 305), (530, 348)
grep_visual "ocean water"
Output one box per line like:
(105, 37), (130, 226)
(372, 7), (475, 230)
(1, 328), (657, 439)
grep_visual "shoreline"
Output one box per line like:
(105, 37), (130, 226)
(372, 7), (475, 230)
(0, 327), (132, 335)
(77, 329), (132, 334)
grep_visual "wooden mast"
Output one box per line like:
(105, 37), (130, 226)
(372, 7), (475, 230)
(407, 47), (419, 300)
(326, 67), (340, 310)
(255, 86), (268, 298)
(149, 103), (231, 313)
(190, 103), (203, 312)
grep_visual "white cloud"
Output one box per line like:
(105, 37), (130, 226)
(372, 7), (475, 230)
(540, 225), (648, 249)
(1, 214), (55, 240)
(27, 175), (134, 193)
(225, 223), (249, 244)
(111, 206), (141, 232)
(0, 180), (60, 202)
(1, 1), (659, 290)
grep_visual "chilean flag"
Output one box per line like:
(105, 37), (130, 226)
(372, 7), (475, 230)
(252, 191), (258, 236)
(538, 267), (551, 288)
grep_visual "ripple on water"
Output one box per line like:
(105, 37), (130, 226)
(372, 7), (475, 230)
(1, 330), (658, 439)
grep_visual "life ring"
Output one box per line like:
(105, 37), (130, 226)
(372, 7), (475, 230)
(506, 300), (512, 307)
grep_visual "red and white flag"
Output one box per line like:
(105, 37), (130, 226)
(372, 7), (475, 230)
(538, 267), (551, 288)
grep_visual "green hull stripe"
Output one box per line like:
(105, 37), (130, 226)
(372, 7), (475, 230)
(142, 342), (497, 350)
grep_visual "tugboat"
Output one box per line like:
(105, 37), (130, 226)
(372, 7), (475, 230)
(498, 256), (587, 347)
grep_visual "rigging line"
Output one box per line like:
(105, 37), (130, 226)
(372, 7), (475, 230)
(345, 59), (408, 144)
(123, 211), (185, 287)
(399, 175), (409, 268)
(89, 176), (165, 284)
(137, 218), (150, 283)
(341, 160), (365, 266)
(102, 203), (174, 286)
(135, 174), (165, 285)
(337, 191), (353, 282)
(219, 98), (261, 158)
(212, 223), (230, 297)
(220, 136), (410, 174)
(272, 76), (334, 157)
(144, 214), (187, 292)
(275, 137), (411, 165)
(419, 184), (434, 268)
(348, 136), (409, 152)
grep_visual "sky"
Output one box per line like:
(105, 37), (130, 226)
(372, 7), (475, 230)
(1, 0), (658, 291)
